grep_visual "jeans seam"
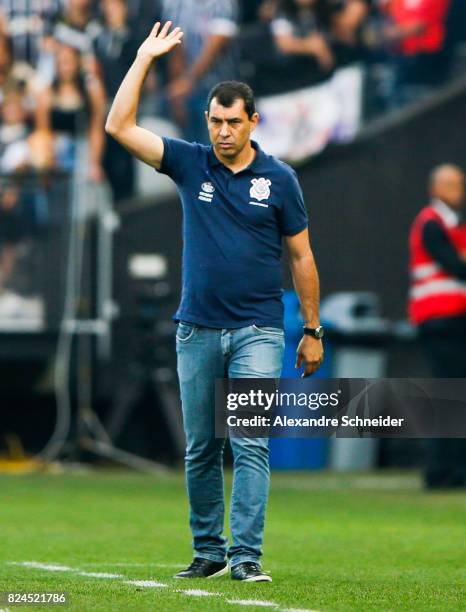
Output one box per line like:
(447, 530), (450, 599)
(176, 325), (197, 343)
(230, 555), (260, 567)
(195, 553), (226, 563)
(252, 324), (284, 337)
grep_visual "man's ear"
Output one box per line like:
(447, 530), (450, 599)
(250, 112), (259, 133)
(205, 111), (209, 123)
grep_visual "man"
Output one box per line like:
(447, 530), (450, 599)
(408, 164), (466, 489)
(106, 21), (324, 581)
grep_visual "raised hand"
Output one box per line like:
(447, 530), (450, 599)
(137, 21), (184, 62)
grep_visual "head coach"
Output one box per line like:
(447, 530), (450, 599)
(106, 21), (324, 582)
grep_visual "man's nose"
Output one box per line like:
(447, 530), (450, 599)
(219, 122), (230, 137)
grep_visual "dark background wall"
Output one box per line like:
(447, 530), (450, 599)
(303, 84), (466, 318)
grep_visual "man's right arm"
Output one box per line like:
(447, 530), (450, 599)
(105, 22), (184, 171)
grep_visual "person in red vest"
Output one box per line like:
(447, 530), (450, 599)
(383, 0), (452, 104)
(408, 164), (466, 489)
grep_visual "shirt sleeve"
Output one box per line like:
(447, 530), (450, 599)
(271, 18), (294, 37)
(422, 220), (466, 280)
(209, 0), (238, 37)
(158, 137), (200, 184)
(278, 168), (309, 236)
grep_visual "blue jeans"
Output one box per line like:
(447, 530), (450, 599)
(176, 322), (285, 567)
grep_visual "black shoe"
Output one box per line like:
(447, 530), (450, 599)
(174, 558), (228, 579)
(231, 561), (272, 582)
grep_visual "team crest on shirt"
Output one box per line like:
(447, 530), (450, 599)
(250, 177), (271, 201)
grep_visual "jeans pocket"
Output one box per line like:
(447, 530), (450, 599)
(176, 321), (197, 342)
(252, 324), (285, 337)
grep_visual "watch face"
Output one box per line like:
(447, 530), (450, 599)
(315, 326), (324, 339)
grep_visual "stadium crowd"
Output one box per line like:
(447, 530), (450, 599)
(0, 0), (465, 201)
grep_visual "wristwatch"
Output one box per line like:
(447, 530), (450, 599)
(303, 325), (324, 339)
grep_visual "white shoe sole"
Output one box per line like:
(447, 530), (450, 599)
(241, 574), (272, 582)
(207, 564), (229, 578)
(174, 564), (229, 579)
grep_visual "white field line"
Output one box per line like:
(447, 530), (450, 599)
(282, 609), (322, 612)
(178, 589), (222, 597)
(125, 580), (168, 588)
(77, 571), (124, 579)
(279, 474), (420, 492)
(7, 562), (122, 580)
(7, 562), (74, 572)
(79, 562), (185, 568)
(8, 561), (320, 612)
(226, 600), (277, 607)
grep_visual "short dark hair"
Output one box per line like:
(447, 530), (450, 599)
(207, 81), (256, 119)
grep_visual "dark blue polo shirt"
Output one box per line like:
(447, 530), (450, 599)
(158, 138), (308, 329)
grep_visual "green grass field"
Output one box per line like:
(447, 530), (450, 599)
(0, 469), (465, 611)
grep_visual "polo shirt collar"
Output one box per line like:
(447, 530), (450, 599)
(208, 140), (269, 174)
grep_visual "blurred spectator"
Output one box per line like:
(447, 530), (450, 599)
(0, 34), (38, 106)
(48, 0), (101, 54)
(408, 165), (466, 489)
(162, 0), (239, 143)
(125, 0), (163, 46)
(0, 35), (56, 173)
(271, 0), (335, 75)
(39, 0), (101, 84)
(94, 0), (138, 99)
(27, 0), (103, 87)
(27, 129), (56, 171)
(94, 0), (137, 200)
(0, 0), (60, 65)
(239, 0), (261, 24)
(35, 44), (106, 181)
(0, 186), (23, 291)
(383, 0), (452, 104)
(120, 1), (167, 114)
(320, 0), (371, 66)
(0, 91), (30, 173)
(240, 0), (278, 24)
(0, 179), (48, 324)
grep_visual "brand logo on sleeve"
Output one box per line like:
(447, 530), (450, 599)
(198, 181), (215, 203)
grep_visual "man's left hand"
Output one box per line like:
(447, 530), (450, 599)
(295, 336), (324, 377)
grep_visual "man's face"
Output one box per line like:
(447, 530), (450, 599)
(56, 45), (81, 82)
(2, 93), (26, 125)
(432, 169), (465, 210)
(101, 0), (127, 24)
(68, 0), (91, 11)
(206, 98), (258, 160)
